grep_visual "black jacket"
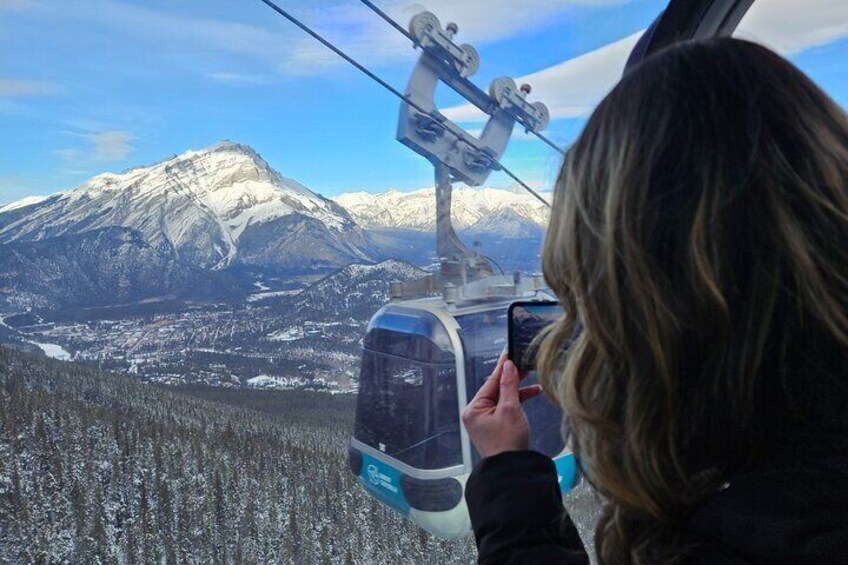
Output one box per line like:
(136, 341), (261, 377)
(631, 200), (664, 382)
(465, 436), (848, 564)
(466, 451), (590, 565)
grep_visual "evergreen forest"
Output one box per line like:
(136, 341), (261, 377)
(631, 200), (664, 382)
(0, 347), (477, 564)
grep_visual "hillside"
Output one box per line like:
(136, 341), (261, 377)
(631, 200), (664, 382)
(0, 346), (476, 563)
(280, 259), (427, 322)
(0, 227), (236, 310)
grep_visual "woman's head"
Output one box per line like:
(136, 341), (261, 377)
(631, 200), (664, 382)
(539, 37), (848, 563)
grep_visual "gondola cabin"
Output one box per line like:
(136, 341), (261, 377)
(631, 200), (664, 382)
(348, 276), (579, 538)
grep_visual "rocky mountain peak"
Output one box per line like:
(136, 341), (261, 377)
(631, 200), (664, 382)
(0, 142), (373, 272)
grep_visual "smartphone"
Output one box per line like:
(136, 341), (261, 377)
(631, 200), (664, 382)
(508, 300), (564, 372)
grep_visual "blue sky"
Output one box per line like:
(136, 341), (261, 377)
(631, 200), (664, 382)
(1, 0), (847, 206)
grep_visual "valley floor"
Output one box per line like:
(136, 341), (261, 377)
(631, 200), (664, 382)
(1, 297), (363, 393)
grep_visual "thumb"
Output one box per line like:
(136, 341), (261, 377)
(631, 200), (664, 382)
(498, 360), (520, 410)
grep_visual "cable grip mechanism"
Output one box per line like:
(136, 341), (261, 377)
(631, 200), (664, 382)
(395, 11), (555, 291)
(398, 11), (551, 187)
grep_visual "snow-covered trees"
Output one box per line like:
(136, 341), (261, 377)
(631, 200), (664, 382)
(0, 347), (475, 564)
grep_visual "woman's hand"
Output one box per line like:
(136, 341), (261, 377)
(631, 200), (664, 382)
(462, 353), (543, 459)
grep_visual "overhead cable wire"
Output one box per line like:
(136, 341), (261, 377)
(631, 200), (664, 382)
(257, 0), (410, 104)
(256, 0), (550, 208)
(498, 166), (550, 207)
(526, 129), (566, 155)
(357, 0), (566, 156)
(357, 0), (416, 43)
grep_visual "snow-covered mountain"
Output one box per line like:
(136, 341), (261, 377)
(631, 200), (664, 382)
(333, 186), (550, 233)
(0, 195), (50, 214)
(0, 141), (374, 273)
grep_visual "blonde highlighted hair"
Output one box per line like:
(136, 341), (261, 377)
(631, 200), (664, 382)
(538, 38), (848, 564)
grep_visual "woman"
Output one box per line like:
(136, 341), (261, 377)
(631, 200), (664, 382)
(462, 37), (848, 564)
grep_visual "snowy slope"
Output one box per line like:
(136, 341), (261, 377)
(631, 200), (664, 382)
(0, 141), (373, 272)
(0, 195), (50, 214)
(334, 186), (550, 232)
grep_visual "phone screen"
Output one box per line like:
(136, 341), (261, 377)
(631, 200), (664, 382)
(508, 301), (564, 372)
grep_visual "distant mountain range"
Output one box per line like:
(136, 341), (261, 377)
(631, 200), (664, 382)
(0, 142), (548, 310)
(334, 187), (549, 237)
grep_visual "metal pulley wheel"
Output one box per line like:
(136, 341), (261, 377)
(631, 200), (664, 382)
(531, 102), (550, 131)
(456, 44), (480, 77)
(409, 11), (441, 43)
(488, 76), (517, 107)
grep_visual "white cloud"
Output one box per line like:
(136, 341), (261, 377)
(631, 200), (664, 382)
(54, 0), (633, 76)
(283, 0), (632, 72)
(444, 0), (848, 126)
(0, 175), (25, 193)
(65, 1), (303, 72)
(56, 130), (134, 165)
(735, 0), (848, 54)
(0, 79), (57, 96)
(389, 0), (627, 44)
(85, 131), (134, 161)
(443, 31), (642, 124)
(54, 148), (82, 162)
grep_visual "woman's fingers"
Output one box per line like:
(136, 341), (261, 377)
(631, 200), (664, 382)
(463, 358), (538, 458)
(471, 352), (508, 404)
(497, 360), (521, 412)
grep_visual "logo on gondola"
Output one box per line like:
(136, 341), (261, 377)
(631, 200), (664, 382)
(367, 464), (380, 486)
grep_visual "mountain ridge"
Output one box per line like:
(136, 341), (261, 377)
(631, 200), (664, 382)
(0, 141), (373, 273)
(333, 186), (550, 232)
(0, 142), (552, 310)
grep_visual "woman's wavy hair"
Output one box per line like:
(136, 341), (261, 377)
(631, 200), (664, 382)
(538, 37), (848, 564)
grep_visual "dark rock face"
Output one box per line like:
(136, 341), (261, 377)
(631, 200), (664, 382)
(0, 227), (235, 310)
(234, 213), (372, 275)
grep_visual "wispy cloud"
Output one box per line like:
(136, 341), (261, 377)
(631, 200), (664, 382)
(0, 175), (25, 191)
(0, 79), (58, 97)
(444, 0), (848, 125)
(85, 131), (134, 161)
(385, 0), (628, 45)
(54, 0), (633, 77)
(735, 0), (848, 54)
(443, 31), (642, 124)
(65, 0), (299, 72)
(284, 0), (631, 72)
(56, 130), (135, 167)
